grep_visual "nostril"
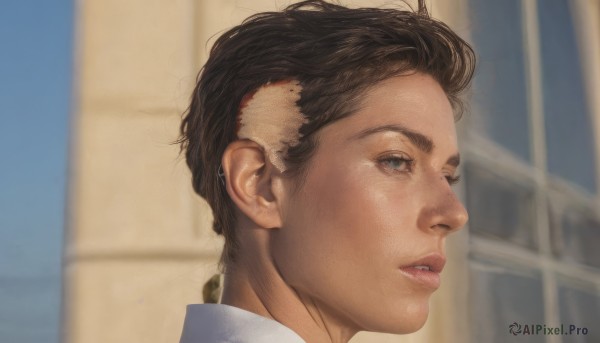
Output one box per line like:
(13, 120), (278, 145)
(432, 223), (452, 231)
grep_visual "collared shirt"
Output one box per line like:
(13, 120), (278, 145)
(179, 303), (306, 343)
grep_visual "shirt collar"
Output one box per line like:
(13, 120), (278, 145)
(179, 303), (305, 343)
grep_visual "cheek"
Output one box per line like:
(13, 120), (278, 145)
(275, 163), (379, 280)
(277, 161), (419, 285)
(304, 163), (397, 252)
(313, 164), (422, 259)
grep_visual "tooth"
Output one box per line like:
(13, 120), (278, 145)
(414, 266), (430, 271)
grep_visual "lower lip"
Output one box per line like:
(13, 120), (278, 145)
(399, 267), (441, 289)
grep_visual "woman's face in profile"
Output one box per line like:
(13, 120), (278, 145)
(273, 72), (468, 334)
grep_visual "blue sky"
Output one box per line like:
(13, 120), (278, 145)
(0, 1), (73, 342)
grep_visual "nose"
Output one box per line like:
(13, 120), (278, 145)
(416, 175), (469, 234)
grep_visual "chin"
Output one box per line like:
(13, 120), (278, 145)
(358, 297), (431, 335)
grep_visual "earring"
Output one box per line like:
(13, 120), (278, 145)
(217, 164), (225, 186)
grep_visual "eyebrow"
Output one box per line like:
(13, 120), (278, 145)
(349, 124), (461, 168)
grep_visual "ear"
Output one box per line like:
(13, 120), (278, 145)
(221, 140), (284, 230)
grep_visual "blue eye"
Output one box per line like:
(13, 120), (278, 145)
(378, 155), (414, 172)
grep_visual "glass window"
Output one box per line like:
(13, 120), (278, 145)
(538, 0), (597, 193)
(465, 1), (600, 343)
(465, 162), (537, 250)
(549, 194), (600, 269)
(468, 0), (531, 162)
(557, 280), (600, 342)
(469, 259), (545, 343)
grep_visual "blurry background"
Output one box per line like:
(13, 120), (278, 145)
(1, 0), (599, 343)
(0, 1), (73, 342)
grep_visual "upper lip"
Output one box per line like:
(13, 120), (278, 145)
(401, 253), (446, 273)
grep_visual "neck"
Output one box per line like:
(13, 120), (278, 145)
(219, 229), (358, 343)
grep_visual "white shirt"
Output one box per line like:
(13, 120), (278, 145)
(179, 303), (306, 343)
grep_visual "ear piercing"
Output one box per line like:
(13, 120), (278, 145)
(217, 164), (225, 186)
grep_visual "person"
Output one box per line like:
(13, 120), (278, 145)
(177, 0), (475, 342)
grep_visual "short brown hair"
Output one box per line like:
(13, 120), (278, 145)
(178, 0), (475, 266)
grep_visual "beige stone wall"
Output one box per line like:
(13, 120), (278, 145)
(65, 1), (464, 342)
(65, 1), (218, 342)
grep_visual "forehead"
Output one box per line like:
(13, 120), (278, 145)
(318, 72), (458, 147)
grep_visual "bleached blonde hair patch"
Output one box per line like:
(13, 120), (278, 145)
(237, 80), (308, 171)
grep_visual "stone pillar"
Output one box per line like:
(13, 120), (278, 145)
(65, 0), (221, 342)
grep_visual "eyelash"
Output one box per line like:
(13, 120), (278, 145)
(378, 155), (415, 173)
(377, 155), (462, 185)
(446, 174), (461, 185)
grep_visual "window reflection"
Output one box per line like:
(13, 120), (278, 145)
(465, 162), (537, 250)
(468, 0), (531, 162)
(538, 0), (597, 193)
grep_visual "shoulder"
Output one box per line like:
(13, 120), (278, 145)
(179, 303), (305, 343)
